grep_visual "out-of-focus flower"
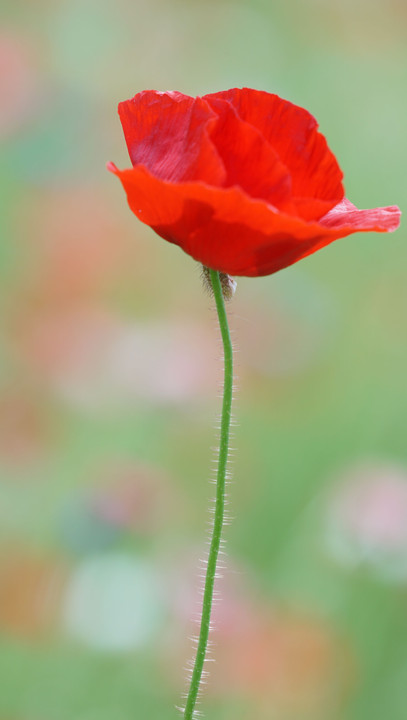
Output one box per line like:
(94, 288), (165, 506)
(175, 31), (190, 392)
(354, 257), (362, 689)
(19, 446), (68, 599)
(168, 553), (351, 717)
(62, 553), (166, 652)
(18, 308), (219, 411)
(59, 462), (174, 554)
(109, 88), (400, 277)
(326, 462), (407, 582)
(213, 608), (349, 718)
(90, 462), (173, 533)
(18, 187), (132, 307)
(0, 31), (40, 138)
(0, 550), (66, 637)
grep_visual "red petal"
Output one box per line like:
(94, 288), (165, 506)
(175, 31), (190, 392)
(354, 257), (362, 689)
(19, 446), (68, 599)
(206, 88), (344, 221)
(108, 163), (400, 277)
(118, 90), (226, 186)
(319, 198), (401, 233)
(204, 96), (295, 213)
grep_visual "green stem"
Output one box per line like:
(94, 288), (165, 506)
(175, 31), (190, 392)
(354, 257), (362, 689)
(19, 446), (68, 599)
(183, 269), (234, 719)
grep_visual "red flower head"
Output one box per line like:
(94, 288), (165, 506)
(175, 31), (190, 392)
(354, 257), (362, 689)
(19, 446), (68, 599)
(108, 88), (401, 277)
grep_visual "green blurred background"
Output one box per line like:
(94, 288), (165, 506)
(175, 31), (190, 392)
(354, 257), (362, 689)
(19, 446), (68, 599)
(1, 0), (406, 718)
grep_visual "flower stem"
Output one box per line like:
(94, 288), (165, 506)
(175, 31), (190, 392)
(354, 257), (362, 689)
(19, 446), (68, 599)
(183, 269), (234, 719)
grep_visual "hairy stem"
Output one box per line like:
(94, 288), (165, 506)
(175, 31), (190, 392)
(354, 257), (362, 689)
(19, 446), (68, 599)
(183, 269), (234, 719)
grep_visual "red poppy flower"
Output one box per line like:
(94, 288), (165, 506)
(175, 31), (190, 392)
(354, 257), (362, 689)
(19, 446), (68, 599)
(108, 88), (401, 277)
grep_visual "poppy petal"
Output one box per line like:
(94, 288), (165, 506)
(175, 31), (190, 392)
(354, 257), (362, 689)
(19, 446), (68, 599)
(319, 198), (401, 233)
(206, 88), (344, 221)
(108, 162), (399, 277)
(118, 90), (226, 186)
(204, 96), (295, 214)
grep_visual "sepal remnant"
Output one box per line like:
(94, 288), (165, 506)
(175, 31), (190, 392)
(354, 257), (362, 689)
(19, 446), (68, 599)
(201, 266), (237, 301)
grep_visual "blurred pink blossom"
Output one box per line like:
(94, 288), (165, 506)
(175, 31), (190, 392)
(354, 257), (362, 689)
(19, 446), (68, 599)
(166, 552), (351, 716)
(0, 31), (40, 138)
(326, 462), (407, 580)
(90, 461), (174, 534)
(18, 307), (219, 411)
